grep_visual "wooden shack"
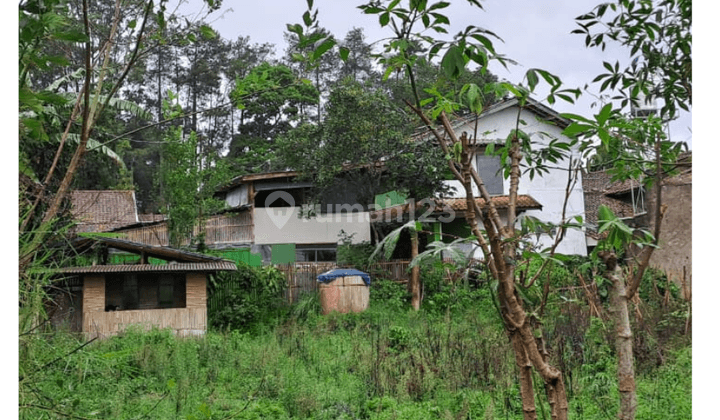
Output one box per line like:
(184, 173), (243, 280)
(56, 237), (236, 339)
(317, 269), (371, 315)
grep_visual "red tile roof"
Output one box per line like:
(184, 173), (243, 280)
(369, 195), (542, 220)
(442, 195), (542, 212)
(582, 170), (642, 228)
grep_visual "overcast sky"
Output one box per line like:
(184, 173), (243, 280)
(184, 0), (692, 148)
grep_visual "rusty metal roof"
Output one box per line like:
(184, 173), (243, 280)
(54, 262), (237, 274)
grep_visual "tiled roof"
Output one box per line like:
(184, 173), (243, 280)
(582, 170), (642, 229)
(442, 195), (542, 212)
(54, 262), (237, 274)
(370, 195), (542, 220)
(71, 190), (138, 232)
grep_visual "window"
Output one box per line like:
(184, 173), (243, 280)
(121, 274), (138, 310)
(158, 275), (175, 308)
(476, 153), (503, 195)
(105, 274), (185, 311)
(295, 245), (337, 262)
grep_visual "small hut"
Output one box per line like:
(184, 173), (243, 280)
(317, 269), (371, 314)
(52, 237), (236, 339)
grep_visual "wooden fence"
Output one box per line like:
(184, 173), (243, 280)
(208, 259), (450, 314)
(118, 213), (253, 247)
(274, 262), (338, 303)
(274, 261), (416, 303)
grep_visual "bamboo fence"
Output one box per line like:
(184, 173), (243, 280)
(119, 213), (253, 247)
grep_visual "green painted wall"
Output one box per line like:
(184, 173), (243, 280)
(271, 243), (296, 264)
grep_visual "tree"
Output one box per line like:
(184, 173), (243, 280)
(573, 0), (691, 121)
(333, 27), (376, 83)
(291, 2), (582, 416)
(283, 26), (337, 121)
(18, 1), (224, 417)
(565, 1), (691, 418)
(278, 79), (447, 207)
(227, 62), (319, 173)
(158, 92), (230, 248)
(277, 79), (450, 309)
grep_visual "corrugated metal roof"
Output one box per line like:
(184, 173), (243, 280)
(54, 262), (237, 274)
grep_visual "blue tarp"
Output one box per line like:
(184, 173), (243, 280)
(317, 268), (371, 286)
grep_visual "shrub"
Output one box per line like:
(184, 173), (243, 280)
(208, 263), (287, 332)
(337, 240), (375, 270)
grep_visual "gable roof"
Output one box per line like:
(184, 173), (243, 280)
(412, 96), (572, 143)
(70, 190), (139, 233)
(582, 170), (642, 231)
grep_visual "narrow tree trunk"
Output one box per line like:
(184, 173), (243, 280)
(602, 252), (637, 420)
(409, 228), (421, 310)
(510, 330), (537, 419)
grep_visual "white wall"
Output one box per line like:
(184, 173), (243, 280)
(445, 105), (587, 256)
(253, 207), (371, 245)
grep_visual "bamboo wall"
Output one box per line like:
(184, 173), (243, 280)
(119, 213), (253, 247)
(82, 273), (207, 339)
(83, 307), (207, 339)
(186, 273), (207, 309)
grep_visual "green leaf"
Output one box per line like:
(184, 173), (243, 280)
(339, 46), (350, 62)
(526, 69), (539, 91)
(312, 38), (336, 61)
(199, 24), (216, 39)
(440, 45), (465, 79)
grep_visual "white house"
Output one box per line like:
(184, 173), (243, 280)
(214, 97), (587, 262)
(215, 170), (372, 263)
(375, 97), (587, 257)
(444, 97), (586, 256)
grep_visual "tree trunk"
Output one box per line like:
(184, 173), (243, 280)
(510, 331), (537, 419)
(500, 265), (568, 420)
(409, 228), (421, 311)
(602, 252), (637, 419)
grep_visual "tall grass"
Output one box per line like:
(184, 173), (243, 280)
(19, 264), (691, 419)
(19, 298), (691, 419)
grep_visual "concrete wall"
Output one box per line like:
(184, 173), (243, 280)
(444, 105), (587, 256)
(647, 172), (692, 292)
(253, 207), (371, 245)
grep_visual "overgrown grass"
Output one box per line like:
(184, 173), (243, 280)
(19, 272), (691, 419)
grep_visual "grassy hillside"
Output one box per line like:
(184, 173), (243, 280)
(18, 277), (691, 419)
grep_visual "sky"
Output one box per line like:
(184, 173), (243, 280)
(183, 0), (693, 148)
